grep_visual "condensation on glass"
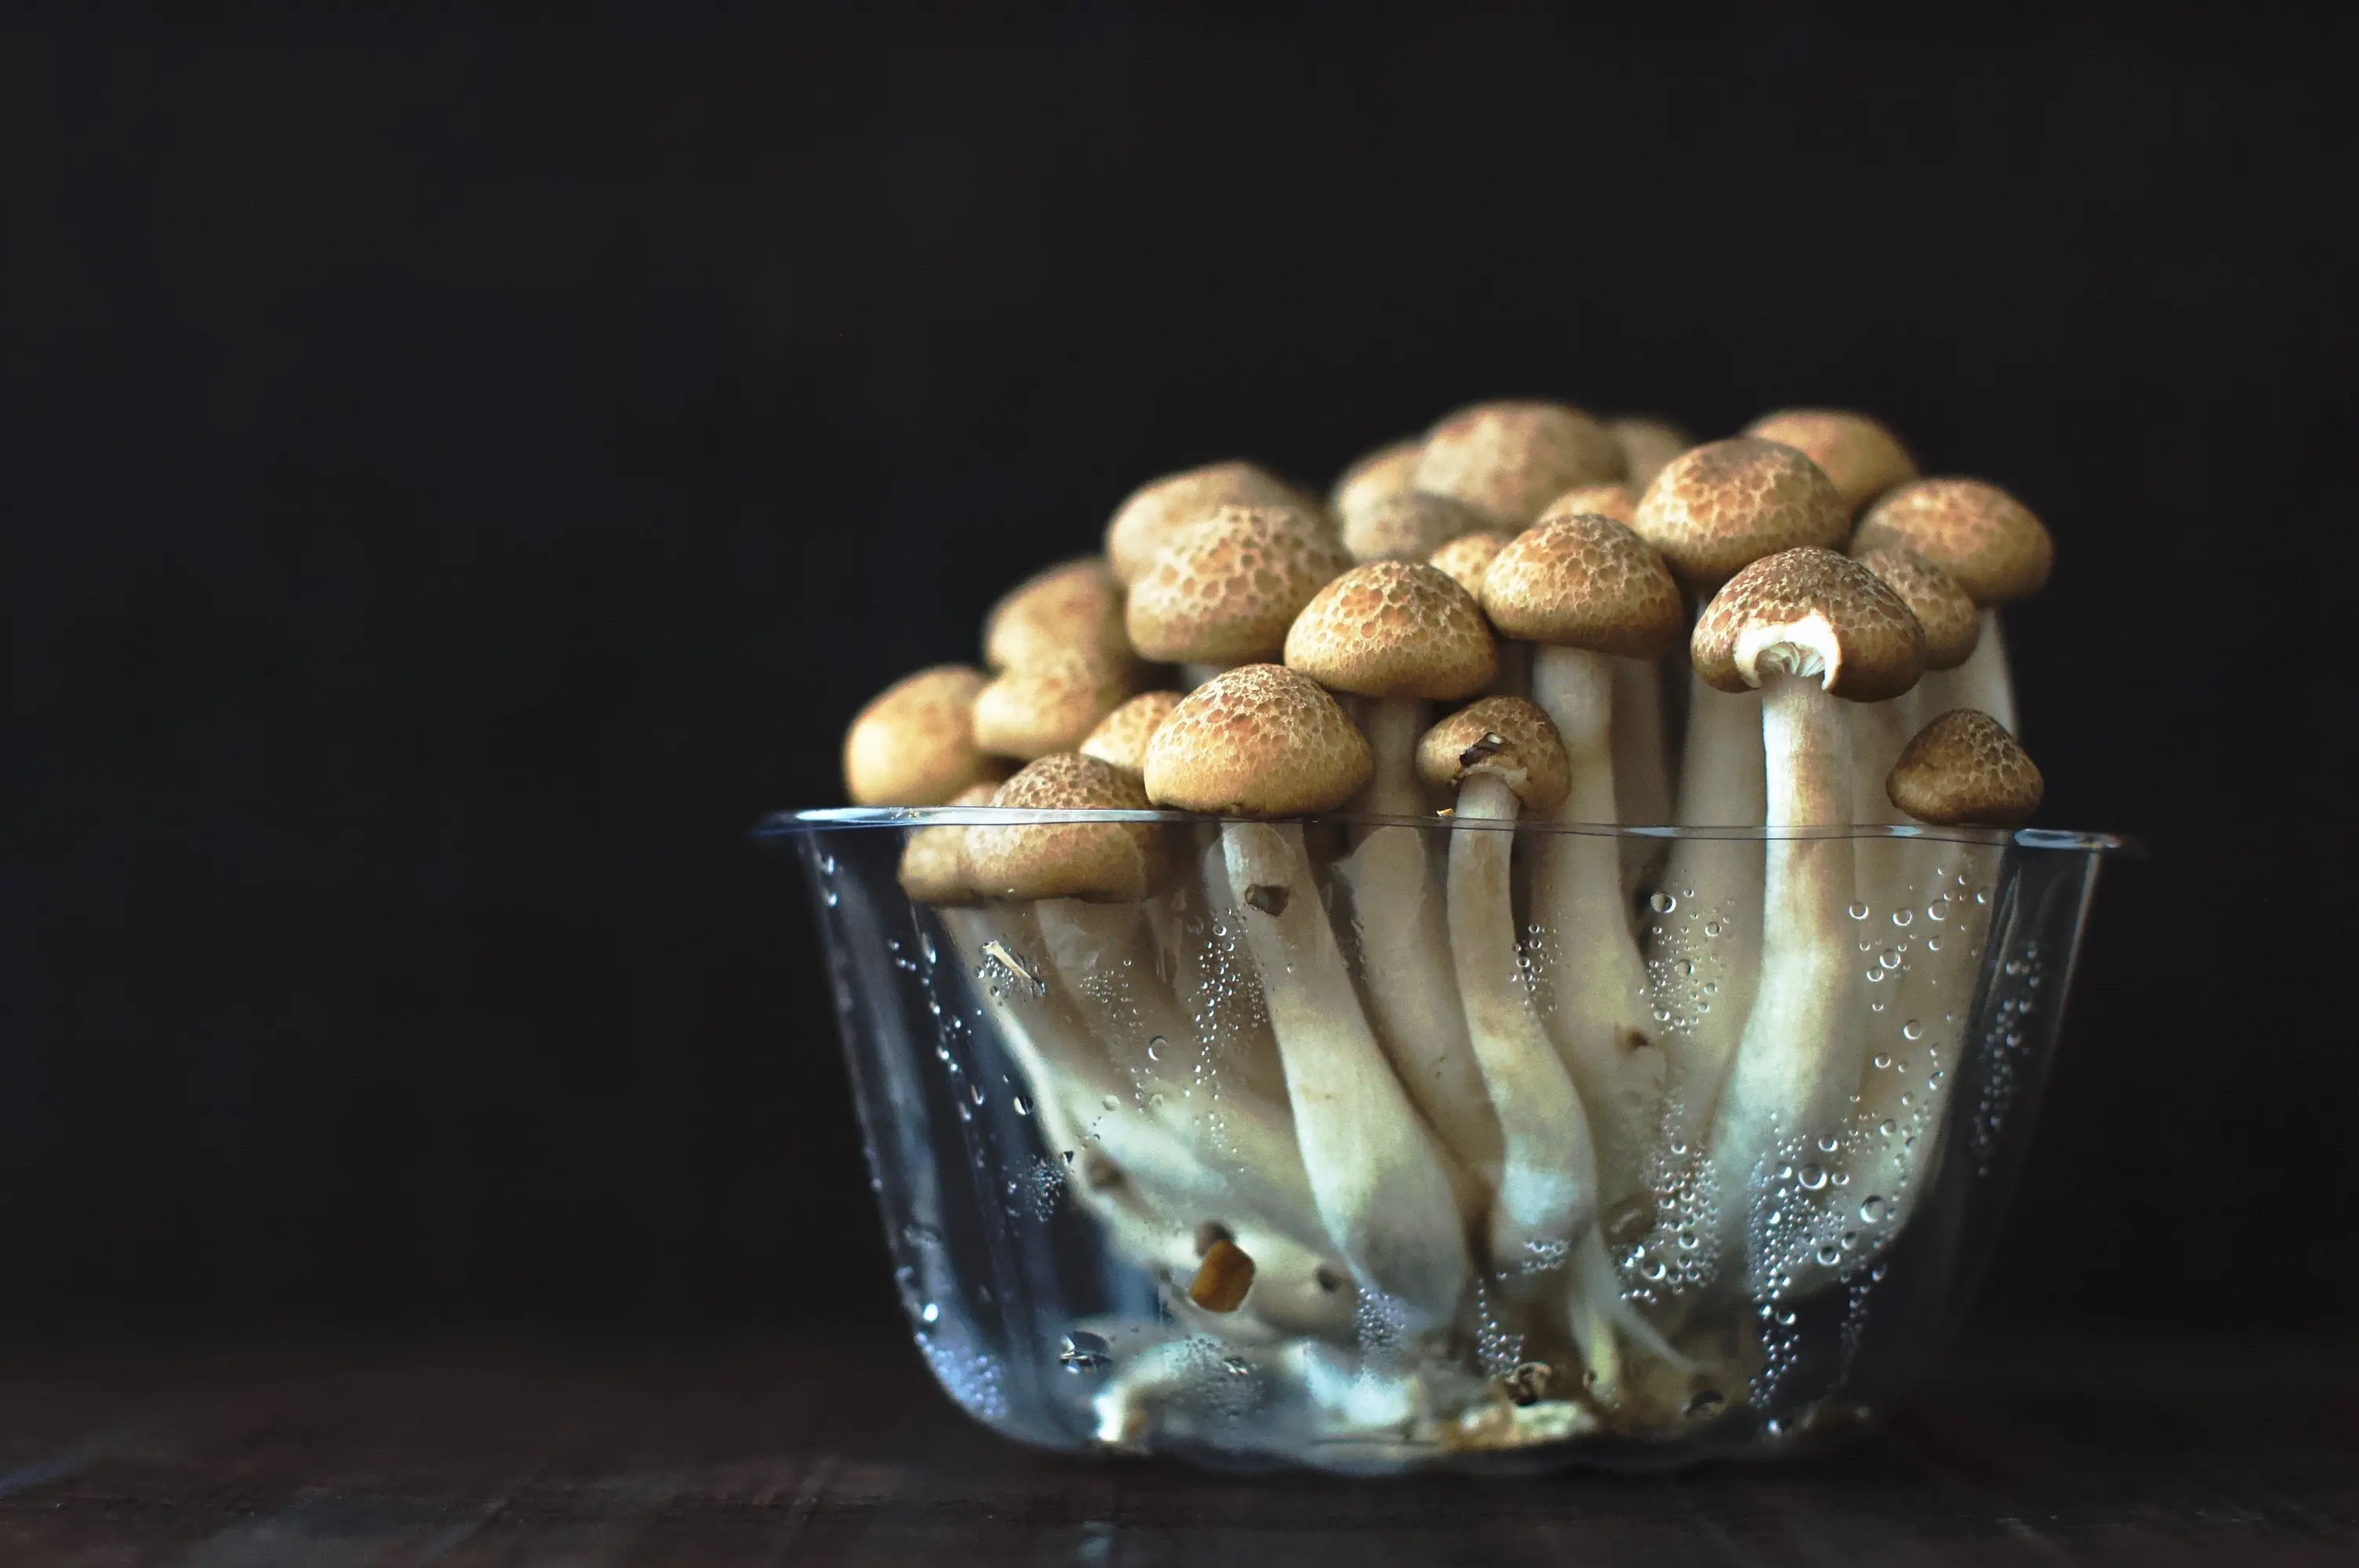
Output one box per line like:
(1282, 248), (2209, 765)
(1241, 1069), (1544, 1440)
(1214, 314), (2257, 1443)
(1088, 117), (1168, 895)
(761, 808), (2116, 1475)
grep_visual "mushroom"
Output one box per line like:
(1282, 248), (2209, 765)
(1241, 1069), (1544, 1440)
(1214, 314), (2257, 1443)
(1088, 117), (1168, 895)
(1329, 437), (1423, 535)
(841, 664), (999, 806)
(1428, 530), (1517, 599)
(1340, 490), (1491, 564)
(1078, 690), (1183, 775)
(1847, 545), (1983, 907)
(1537, 483), (1637, 525)
(1478, 514), (1688, 1207)
(983, 556), (1131, 672)
(1530, 484), (1670, 837)
(1608, 417), (1692, 492)
(1125, 503), (1353, 687)
(1630, 439), (1852, 1143)
(1743, 409), (1919, 517)
(1886, 708), (2043, 829)
(1690, 547), (1925, 1288)
(1145, 665), (1474, 1333)
(1416, 698), (1684, 1394)
(1104, 460), (1320, 586)
(1853, 478), (2054, 736)
(971, 648), (1142, 761)
(1414, 401), (1625, 531)
(1282, 561), (1505, 1184)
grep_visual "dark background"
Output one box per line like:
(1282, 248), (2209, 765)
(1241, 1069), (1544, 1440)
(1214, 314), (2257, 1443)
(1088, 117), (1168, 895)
(5, 11), (2353, 1338)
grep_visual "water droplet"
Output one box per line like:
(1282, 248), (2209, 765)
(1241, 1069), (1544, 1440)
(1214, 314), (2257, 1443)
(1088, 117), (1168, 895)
(1702, 980), (1717, 995)
(1877, 949), (1903, 970)
(921, 1302), (940, 1324)
(1860, 1196), (1888, 1223)
(1877, 1120), (1896, 1138)
(1649, 891), (1677, 914)
(1101, 1095), (1121, 1112)
(1891, 909), (1912, 927)
(1974, 890), (1989, 905)
(1147, 1035), (1166, 1061)
(1866, 967), (1886, 983)
(1925, 935), (1943, 952)
(1815, 1243), (1842, 1266)
(1060, 1330), (1112, 1372)
(1927, 898), (1950, 922)
(1676, 1228), (1698, 1250)
(1901, 1019), (1925, 1040)
(969, 1083), (985, 1105)
(1797, 1163), (1827, 1190)
(1012, 1094), (1033, 1116)
(823, 887), (840, 907)
(1704, 920), (1725, 938)
(1848, 902), (1870, 920)
(1639, 1253), (1667, 1281)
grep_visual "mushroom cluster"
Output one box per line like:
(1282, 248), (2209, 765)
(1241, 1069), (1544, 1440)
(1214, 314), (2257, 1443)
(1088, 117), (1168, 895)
(838, 401), (2052, 1450)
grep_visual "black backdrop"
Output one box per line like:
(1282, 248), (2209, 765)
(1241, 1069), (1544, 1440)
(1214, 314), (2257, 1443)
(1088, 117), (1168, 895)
(5, 11), (2354, 1335)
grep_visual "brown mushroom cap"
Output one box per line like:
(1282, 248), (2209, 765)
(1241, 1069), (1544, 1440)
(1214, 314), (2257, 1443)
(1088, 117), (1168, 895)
(1853, 478), (2054, 605)
(1632, 437), (1853, 593)
(842, 664), (994, 806)
(1427, 531), (1517, 599)
(1537, 482), (1638, 526)
(971, 647), (1140, 761)
(1743, 409), (1919, 517)
(1886, 709), (2043, 828)
(1125, 503), (1353, 666)
(1143, 664), (1372, 816)
(983, 557), (1130, 671)
(1608, 417), (1692, 492)
(1852, 543), (1982, 672)
(896, 782), (999, 905)
(1480, 514), (1687, 661)
(1692, 546), (1928, 702)
(1079, 690), (1183, 775)
(1340, 489), (1490, 562)
(1283, 561), (1498, 700)
(1329, 438), (1423, 528)
(965, 753), (1169, 902)
(1104, 459), (1315, 584)
(1414, 695), (1571, 814)
(1413, 401), (1625, 529)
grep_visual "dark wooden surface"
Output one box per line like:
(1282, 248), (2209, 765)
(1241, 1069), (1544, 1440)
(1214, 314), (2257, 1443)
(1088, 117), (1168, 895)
(1, 1332), (2353, 1565)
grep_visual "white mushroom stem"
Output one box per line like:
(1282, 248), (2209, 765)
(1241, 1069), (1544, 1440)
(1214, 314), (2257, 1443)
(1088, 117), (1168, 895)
(1339, 699), (1506, 1187)
(1706, 668), (1865, 1290)
(1447, 771), (1687, 1397)
(1610, 655), (1673, 825)
(1031, 897), (1331, 1249)
(1917, 611), (2016, 737)
(1220, 819), (1474, 1333)
(1655, 670), (1767, 1146)
(1180, 662), (1227, 691)
(1527, 646), (1669, 1207)
(1848, 696), (1915, 920)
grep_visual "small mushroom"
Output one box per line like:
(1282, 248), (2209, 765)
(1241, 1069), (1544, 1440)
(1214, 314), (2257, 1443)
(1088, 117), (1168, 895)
(1479, 515), (1688, 1206)
(1103, 460), (1318, 585)
(1428, 530), (1518, 599)
(1886, 709), (2043, 829)
(1607, 417), (1692, 492)
(1282, 562), (1503, 1185)
(971, 648), (1142, 762)
(1341, 490), (1492, 564)
(1125, 503), (1353, 683)
(1329, 437), (1424, 535)
(1855, 477), (2054, 736)
(1532, 484), (1672, 843)
(1078, 690), (1183, 775)
(1147, 665), (1471, 1332)
(1691, 547), (1925, 1289)
(1537, 483), (1638, 526)
(1414, 401), (1625, 531)
(896, 782), (999, 905)
(1847, 545), (1984, 915)
(1743, 408), (1919, 517)
(841, 665), (997, 806)
(983, 556), (1132, 672)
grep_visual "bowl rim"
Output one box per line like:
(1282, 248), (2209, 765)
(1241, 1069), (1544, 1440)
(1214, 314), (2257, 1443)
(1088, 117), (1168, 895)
(754, 808), (2128, 853)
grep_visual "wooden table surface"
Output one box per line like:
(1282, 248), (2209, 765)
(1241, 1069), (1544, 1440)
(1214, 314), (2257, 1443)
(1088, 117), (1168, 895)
(2, 1331), (2352, 1565)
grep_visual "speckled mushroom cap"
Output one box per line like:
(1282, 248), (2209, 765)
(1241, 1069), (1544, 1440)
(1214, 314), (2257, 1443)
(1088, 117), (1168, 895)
(1886, 709), (2043, 828)
(970, 647), (1139, 761)
(1537, 482), (1638, 526)
(896, 782), (999, 905)
(1143, 664), (1372, 816)
(1852, 544), (1982, 672)
(1078, 690), (1183, 775)
(1125, 504), (1353, 666)
(1692, 546), (1928, 702)
(842, 665), (994, 806)
(1104, 460), (1314, 584)
(1608, 417), (1691, 492)
(1340, 489), (1489, 562)
(1283, 561), (1497, 700)
(1427, 531), (1516, 598)
(1743, 409), (1919, 517)
(1632, 437), (1852, 593)
(1414, 695), (1570, 814)
(983, 557), (1130, 671)
(965, 753), (1169, 902)
(1480, 514), (1687, 661)
(1329, 438), (1423, 530)
(1413, 401), (1624, 529)
(1852, 478), (2054, 606)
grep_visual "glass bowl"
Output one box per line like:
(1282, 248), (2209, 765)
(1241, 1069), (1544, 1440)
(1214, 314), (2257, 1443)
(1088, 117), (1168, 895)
(757, 807), (2118, 1475)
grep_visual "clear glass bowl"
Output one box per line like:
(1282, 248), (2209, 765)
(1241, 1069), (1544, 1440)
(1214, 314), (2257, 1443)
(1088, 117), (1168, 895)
(758, 808), (2118, 1475)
